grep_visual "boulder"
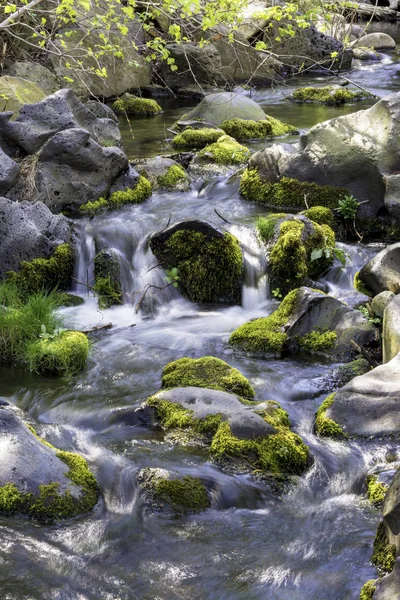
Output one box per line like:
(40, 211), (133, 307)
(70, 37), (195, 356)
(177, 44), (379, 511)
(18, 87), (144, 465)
(358, 243), (400, 296)
(0, 75), (46, 117)
(160, 43), (223, 89)
(371, 290), (395, 319)
(136, 157), (190, 191)
(383, 295), (400, 363)
(0, 88), (121, 156)
(245, 93), (400, 219)
(34, 128), (128, 213)
(0, 408), (99, 520)
(4, 62), (60, 95)
(180, 92), (267, 127)
(85, 100), (118, 122)
(0, 147), (19, 195)
(326, 353), (400, 437)
(149, 220), (243, 304)
(0, 197), (70, 278)
(373, 561), (400, 600)
(353, 32), (396, 50)
(236, 1), (269, 39)
(383, 468), (400, 553)
(353, 47), (381, 61)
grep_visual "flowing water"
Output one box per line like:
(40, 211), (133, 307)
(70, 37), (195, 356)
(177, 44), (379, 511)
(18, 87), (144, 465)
(1, 23), (400, 600)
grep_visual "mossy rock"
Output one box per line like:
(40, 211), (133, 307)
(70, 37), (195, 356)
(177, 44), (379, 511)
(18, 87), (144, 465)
(240, 169), (349, 210)
(290, 86), (373, 105)
(178, 92), (267, 126)
(0, 75), (46, 117)
(315, 393), (346, 438)
(171, 127), (224, 150)
(26, 331), (89, 376)
(366, 475), (389, 507)
(149, 220), (243, 304)
(303, 206), (335, 227)
(6, 243), (75, 294)
(80, 175), (152, 214)
(359, 580), (377, 600)
(94, 249), (122, 309)
(372, 522), (397, 573)
(354, 271), (374, 297)
(137, 157), (190, 191)
(195, 135), (250, 166)
(137, 468), (210, 515)
(54, 293), (85, 307)
(220, 116), (298, 141)
(112, 93), (162, 115)
(162, 356), (254, 398)
(257, 213), (335, 296)
(0, 409), (99, 521)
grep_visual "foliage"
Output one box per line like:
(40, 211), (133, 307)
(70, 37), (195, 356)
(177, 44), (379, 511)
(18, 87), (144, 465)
(310, 245), (347, 266)
(256, 214), (286, 244)
(336, 195), (360, 220)
(359, 305), (381, 326)
(165, 267), (179, 287)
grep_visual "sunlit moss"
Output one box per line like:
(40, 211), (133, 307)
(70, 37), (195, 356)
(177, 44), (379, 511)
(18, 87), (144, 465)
(220, 116), (297, 141)
(157, 165), (188, 190)
(291, 86), (371, 105)
(359, 580), (377, 600)
(315, 393), (346, 439)
(366, 475), (389, 507)
(26, 331), (89, 375)
(197, 135), (250, 165)
(354, 271), (373, 297)
(371, 522), (396, 573)
(112, 94), (162, 115)
(80, 176), (152, 214)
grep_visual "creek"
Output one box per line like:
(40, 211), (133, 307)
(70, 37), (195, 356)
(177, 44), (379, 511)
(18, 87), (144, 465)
(1, 22), (400, 600)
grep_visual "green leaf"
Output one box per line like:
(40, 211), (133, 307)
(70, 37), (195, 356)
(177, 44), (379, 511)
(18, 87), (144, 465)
(310, 248), (324, 262)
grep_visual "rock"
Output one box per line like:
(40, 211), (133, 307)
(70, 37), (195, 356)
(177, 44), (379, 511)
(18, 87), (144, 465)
(85, 100), (118, 122)
(236, 1), (269, 39)
(79, 174), (151, 215)
(160, 43), (223, 89)
(0, 147), (19, 195)
(136, 157), (190, 191)
(358, 243), (400, 295)
(373, 561), (400, 600)
(4, 62), (60, 95)
(0, 76), (46, 117)
(0, 197), (70, 278)
(243, 93), (400, 219)
(383, 295), (400, 363)
(290, 85), (373, 104)
(0, 408), (99, 520)
(137, 467), (211, 515)
(325, 353), (400, 437)
(354, 32), (396, 50)
(180, 92), (267, 127)
(353, 47), (381, 61)
(93, 249), (122, 309)
(149, 220), (243, 304)
(0, 88), (121, 156)
(267, 24), (352, 71)
(372, 290), (395, 319)
(49, 29), (151, 99)
(112, 94), (162, 116)
(34, 128), (128, 213)
(190, 134), (250, 176)
(383, 468), (400, 553)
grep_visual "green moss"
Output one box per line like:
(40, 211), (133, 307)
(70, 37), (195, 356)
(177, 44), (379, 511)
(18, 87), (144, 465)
(151, 230), (242, 304)
(0, 450), (98, 521)
(171, 128), (224, 150)
(291, 86), (371, 105)
(366, 475), (389, 507)
(80, 176), (152, 214)
(94, 250), (122, 309)
(240, 169), (349, 209)
(315, 393), (346, 439)
(210, 420), (309, 475)
(161, 356), (254, 398)
(157, 165), (188, 190)
(220, 117), (297, 141)
(229, 288), (299, 355)
(335, 358), (371, 386)
(359, 580), (377, 600)
(54, 293), (84, 307)
(112, 94), (162, 115)
(297, 330), (337, 353)
(372, 522), (397, 573)
(256, 214), (286, 244)
(7, 244), (74, 294)
(354, 271), (373, 297)
(303, 206), (334, 227)
(147, 395), (222, 438)
(197, 135), (250, 165)
(26, 331), (89, 376)
(153, 474), (210, 514)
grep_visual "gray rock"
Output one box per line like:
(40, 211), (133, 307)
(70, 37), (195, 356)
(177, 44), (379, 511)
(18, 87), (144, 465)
(85, 100), (118, 122)
(136, 157), (190, 191)
(180, 92), (267, 126)
(160, 43), (223, 89)
(383, 468), (400, 553)
(384, 173), (400, 220)
(353, 47), (381, 61)
(151, 387), (275, 440)
(4, 62), (60, 95)
(0, 75), (47, 117)
(373, 561), (400, 600)
(383, 295), (400, 363)
(359, 242), (400, 295)
(285, 287), (377, 354)
(326, 353), (400, 437)
(0, 88), (121, 155)
(0, 147), (19, 195)
(371, 290), (395, 319)
(353, 32), (396, 50)
(35, 128), (128, 213)
(0, 197), (70, 277)
(108, 164), (140, 196)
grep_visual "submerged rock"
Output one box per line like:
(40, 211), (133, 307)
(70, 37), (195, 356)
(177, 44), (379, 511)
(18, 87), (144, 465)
(358, 243), (400, 296)
(353, 32), (396, 50)
(0, 408), (99, 520)
(149, 220), (243, 304)
(179, 92), (267, 127)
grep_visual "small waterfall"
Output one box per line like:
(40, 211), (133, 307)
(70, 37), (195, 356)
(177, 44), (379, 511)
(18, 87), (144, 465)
(73, 222), (95, 294)
(230, 225), (268, 309)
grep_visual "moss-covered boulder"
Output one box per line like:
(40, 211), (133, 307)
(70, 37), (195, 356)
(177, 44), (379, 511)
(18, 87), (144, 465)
(171, 127), (224, 150)
(229, 287), (377, 358)
(162, 356), (254, 398)
(94, 249), (122, 309)
(290, 86), (373, 105)
(176, 92), (267, 127)
(0, 75), (46, 117)
(137, 467), (210, 515)
(220, 116), (298, 141)
(194, 135), (250, 166)
(26, 330), (89, 376)
(302, 206), (335, 227)
(366, 474), (389, 507)
(0, 409), (99, 520)
(137, 157), (190, 191)
(257, 213), (336, 295)
(112, 93), (162, 115)
(145, 387), (309, 478)
(149, 220), (243, 304)
(80, 175), (152, 214)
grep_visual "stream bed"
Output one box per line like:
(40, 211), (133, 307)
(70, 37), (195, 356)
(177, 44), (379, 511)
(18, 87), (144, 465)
(1, 23), (400, 600)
